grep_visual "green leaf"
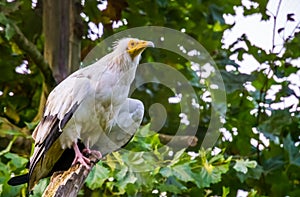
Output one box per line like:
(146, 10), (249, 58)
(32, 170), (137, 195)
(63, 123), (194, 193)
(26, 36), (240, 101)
(155, 0), (168, 8)
(265, 170), (290, 196)
(160, 167), (173, 177)
(157, 183), (182, 194)
(236, 164), (263, 183)
(172, 163), (194, 182)
(275, 63), (298, 79)
(115, 165), (128, 181)
(124, 183), (137, 196)
(85, 163), (110, 190)
(248, 189), (258, 197)
(283, 134), (300, 167)
(193, 164), (229, 188)
(283, 32), (300, 58)
(127, 152), (144, 166)
(137, 123), (154, 137)
(25, 121), (39, 131)
(194, 168), (212, 188)
(160, 163), (195, 182)
(233, 159), (257, 174)
(0, 13), (9, 24)
(5, 23), (15, 40)
(209, 4), (225, 25)
(222, 186), (230, 197)
(259, 110), (292, 136)
(157, 176), (185, 194)
(115, 171), (137, 194)
(0, 184), (3, 194)
(0, 129), (27, 137)
(30, 178), (49, 197)
(170, 149), (186, 165)
(4, 152), (28, 170)
(263, 155), (285, 174)
(221, 71), (255, 94)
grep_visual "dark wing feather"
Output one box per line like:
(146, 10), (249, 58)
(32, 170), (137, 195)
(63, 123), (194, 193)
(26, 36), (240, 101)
(7, 104), (81, 189)
(7, 174), (29, 186)
(28, 103), (79, 191)
(8, 69), (93, 191)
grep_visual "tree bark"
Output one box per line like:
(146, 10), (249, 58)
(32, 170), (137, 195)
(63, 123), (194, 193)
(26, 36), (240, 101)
(159, 134), (198, 148)
(40, 1), (88, 196)
(42, 153), (99, 197)
(43, 0), (82, 83)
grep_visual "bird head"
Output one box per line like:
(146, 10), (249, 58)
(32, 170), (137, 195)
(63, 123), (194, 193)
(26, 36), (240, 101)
(114, 38), (154, 62)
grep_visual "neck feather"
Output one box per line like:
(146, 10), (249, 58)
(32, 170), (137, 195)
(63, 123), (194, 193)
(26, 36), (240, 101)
(107, 51), (140, 73)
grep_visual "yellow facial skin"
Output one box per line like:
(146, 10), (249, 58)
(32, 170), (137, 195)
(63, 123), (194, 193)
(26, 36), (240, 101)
(127, 40), (154, 60)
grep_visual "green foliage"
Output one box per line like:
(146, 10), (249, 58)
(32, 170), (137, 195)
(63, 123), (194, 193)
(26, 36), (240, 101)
(83, 125), (238, 196)
(0, 152), (28, 197)
(86, 164), (110, 190)
(30, 179), (49, 197)
(233, 159), (257, 174)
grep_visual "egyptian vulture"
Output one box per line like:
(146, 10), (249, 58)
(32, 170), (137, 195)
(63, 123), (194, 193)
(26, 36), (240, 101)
(8, 38), (154, 191)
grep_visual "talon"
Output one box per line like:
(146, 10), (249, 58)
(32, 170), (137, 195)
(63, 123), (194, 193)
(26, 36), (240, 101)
(83, 148), (91, 155)
(91, 150), (102, 159)
(83, 148), (102, 159)
(72, 154), (90, 169)
(72, 143), (91, 169)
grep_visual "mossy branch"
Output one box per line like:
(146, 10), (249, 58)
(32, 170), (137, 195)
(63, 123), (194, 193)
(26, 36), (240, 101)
(11, 22), (56, 92)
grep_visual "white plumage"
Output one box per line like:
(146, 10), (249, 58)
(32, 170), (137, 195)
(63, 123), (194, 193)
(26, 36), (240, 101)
(8, 38), (154, 191)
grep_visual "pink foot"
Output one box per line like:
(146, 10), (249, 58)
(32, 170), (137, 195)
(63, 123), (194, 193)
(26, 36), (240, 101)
(72, 143), (91, 169)
(72, 153), (90, 169)
(83, 148), (102, 159)
(82, 148), (91, 155)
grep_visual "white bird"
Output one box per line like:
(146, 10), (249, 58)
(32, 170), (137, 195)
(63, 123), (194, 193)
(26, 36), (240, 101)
(8, 38), (154, 191)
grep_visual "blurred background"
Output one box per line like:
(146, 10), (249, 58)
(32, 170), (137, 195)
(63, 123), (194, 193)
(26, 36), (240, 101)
(0, 0), (299, 196)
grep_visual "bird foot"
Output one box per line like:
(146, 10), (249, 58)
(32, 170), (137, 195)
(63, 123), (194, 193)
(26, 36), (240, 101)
(72, 143), (102, 169)
(83, 148), (102, 160)
(82, 148), (91, 155)
(72, 142), (91, 169)
(72, 152), (91, 169)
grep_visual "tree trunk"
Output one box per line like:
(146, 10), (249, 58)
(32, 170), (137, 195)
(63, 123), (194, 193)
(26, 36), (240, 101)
(41, 1), (85, 196)
(43, 0), (82, 83)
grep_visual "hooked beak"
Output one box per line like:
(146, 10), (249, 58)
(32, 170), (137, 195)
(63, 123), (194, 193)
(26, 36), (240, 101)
(127, 40), (154, 60)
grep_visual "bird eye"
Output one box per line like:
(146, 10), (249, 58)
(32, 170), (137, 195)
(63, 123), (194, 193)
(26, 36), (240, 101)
(127, 40), (136, 49)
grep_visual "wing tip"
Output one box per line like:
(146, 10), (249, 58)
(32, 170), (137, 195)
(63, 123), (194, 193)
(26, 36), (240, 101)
(8, 174), (29, 186)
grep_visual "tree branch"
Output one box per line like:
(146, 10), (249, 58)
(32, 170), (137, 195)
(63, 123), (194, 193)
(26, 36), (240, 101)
(42, 152), (99, 197)
(271, 0), (282, 53)
(11, 22), (56, 92)
(158, 134), (198, 148)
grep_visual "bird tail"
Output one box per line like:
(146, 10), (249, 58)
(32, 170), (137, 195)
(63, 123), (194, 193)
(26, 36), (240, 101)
(8, 174), (29, 186)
